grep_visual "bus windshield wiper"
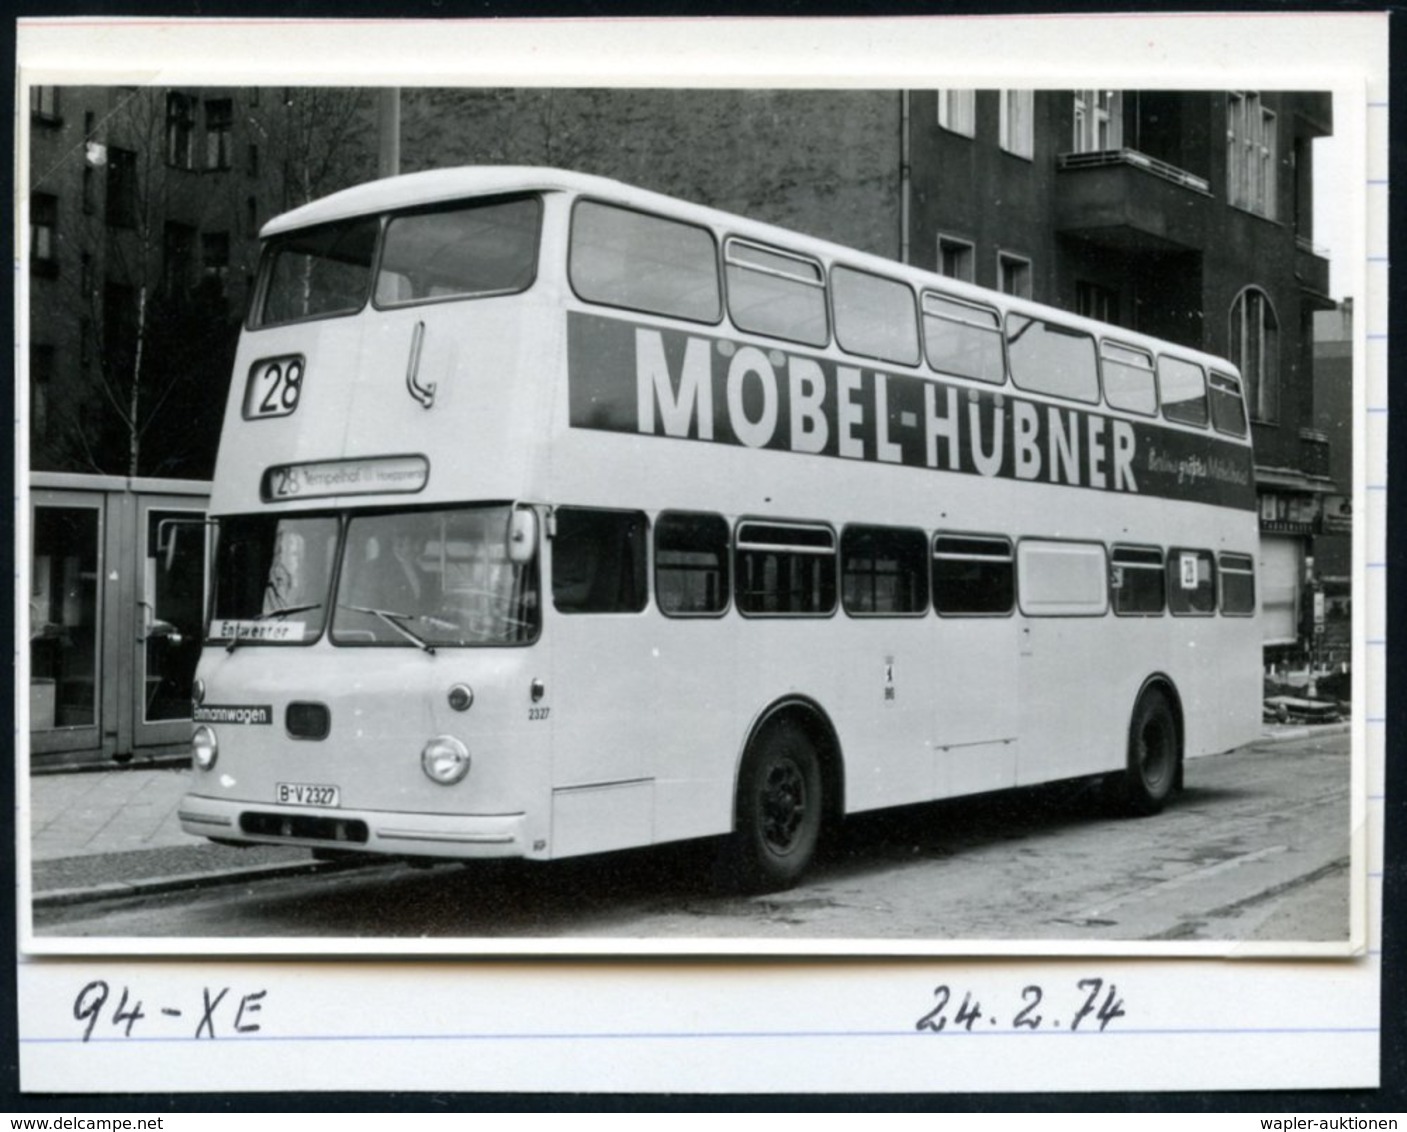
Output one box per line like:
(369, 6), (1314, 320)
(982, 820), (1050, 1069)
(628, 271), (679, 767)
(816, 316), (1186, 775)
(338, 604), (437, 654)
(256, 602), (322, 621)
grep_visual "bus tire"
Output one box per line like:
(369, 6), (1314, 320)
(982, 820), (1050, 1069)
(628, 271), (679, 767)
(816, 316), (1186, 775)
(723, 721), (824, 893)
(1121, 687), (1179, 816)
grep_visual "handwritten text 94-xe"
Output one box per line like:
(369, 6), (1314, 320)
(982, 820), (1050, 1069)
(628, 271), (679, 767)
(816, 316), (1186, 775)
(72, 981), (267, 1042)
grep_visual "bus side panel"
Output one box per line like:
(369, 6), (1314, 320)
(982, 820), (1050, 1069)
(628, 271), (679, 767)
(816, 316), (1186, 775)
(647, 615), (743, 846)
(932, 616), (1020, 798)
(829, 617), (938, 813)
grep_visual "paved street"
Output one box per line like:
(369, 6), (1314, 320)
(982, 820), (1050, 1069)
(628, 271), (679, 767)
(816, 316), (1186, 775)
(28, 727), (1351, 945)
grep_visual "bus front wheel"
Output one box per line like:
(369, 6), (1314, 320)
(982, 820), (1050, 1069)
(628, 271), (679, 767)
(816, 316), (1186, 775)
(723, 721), (824, 893)
(1121, 687), (1179, 816)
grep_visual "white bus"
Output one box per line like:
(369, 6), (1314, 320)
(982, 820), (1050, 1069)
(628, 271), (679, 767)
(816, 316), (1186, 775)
(179, 166), (1261, 892)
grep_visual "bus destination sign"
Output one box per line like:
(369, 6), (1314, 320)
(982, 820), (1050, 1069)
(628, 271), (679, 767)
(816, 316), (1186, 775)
(260, 455), (430, 503)
(566, 311), (1256, 512)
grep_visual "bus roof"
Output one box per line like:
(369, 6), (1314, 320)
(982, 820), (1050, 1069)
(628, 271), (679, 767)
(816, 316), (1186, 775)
(262, 165), (1242, 379)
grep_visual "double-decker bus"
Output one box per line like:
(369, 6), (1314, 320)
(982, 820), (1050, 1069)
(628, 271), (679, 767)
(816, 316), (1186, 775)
(179, 166), (1260, 892)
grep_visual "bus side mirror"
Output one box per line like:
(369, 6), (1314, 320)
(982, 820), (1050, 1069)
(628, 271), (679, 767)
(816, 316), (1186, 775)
(508, 509), (538, 565)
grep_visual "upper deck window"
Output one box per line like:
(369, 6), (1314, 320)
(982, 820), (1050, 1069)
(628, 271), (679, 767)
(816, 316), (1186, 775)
(255, 217), (379, 328)
(831, 266), (920, 366)
(570, 200), (720, 323)
(1158, 355), (1210, 427)
(1209, 370), (1249, 437)
(1006, 314), (1099, 404)
(1100, 341), (1158, 416)
(724, 239), (828, 347)
(374, 196), (540, 307)
(922, 292), (1005, 384)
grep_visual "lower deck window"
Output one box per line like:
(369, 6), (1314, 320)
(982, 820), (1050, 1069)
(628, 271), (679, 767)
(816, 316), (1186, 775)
(932, 534), (1014, 615)
(552, 507), (649, 613)
(1219, 552), (1256, 615)
(841, 525), (928, 616)
(1111, 545), (1165, 615)
(1167, 548), (1217, 615)
(1018, 539), (1109, 617)
(655, 511), (729, 616)
(735, 521), (836, 616)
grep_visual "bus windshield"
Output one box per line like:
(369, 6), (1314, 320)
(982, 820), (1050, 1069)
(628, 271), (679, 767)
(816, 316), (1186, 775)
(332, 505), (540, 647)
(208, 514), (340, 644)
(208, 506), (540, 647)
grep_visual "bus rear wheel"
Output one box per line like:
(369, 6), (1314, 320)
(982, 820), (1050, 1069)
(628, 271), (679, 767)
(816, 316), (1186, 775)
(1121, 687), (1179, 816)
(723, 721), (824, 893)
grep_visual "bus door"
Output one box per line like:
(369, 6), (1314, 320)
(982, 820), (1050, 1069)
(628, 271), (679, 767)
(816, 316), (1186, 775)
(930, 535), (1020, 796)
(544, 506), (658, 858)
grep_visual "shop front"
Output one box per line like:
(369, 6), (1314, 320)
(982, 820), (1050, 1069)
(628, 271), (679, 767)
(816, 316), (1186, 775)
(28, 473), (210, 769)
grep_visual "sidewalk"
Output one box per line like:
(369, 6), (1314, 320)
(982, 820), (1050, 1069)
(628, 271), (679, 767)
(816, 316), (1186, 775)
(20, 720), (1352, 906)
(25, 764), (350, 906)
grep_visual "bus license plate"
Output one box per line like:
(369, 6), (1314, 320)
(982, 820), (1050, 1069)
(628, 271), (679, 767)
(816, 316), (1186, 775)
(276, 782), (340, 807)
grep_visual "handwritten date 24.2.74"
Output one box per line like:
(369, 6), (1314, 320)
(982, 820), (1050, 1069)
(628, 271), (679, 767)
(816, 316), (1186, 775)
(915, 978), (1126, 1034)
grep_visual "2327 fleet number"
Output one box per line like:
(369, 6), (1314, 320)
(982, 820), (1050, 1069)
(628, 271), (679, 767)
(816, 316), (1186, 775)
(915, 978), (1126, 1034)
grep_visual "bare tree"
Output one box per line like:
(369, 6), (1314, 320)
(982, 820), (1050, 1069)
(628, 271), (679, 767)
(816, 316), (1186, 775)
(31, 85), (377, 479)
(37, 87), (239, 478)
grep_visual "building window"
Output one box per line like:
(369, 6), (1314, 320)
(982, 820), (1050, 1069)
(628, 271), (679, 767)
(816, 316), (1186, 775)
(31, 86), (61, 123)
(203, 231), (231, 286)
(247, 142), (260, 177)
(1230, 286), (1280, 423)
(166, 92), (196, 169)
(1072, 90), (1122, 153)
(164, 222), (195, 293)
(31, 345), (54, 443)
(998, 251), (1032, 299)
(1076, 280), (1119, 324)
(205, 99), (234, 171)
(31, 194), (58, 275)
(936, 90), (975, 137)
(938, 235), (975, 283)
(246, 196), (259, 234)
(999, 90), (1034, 159)
(105, 147), (138, 229)
(1228, 92), (1277, 219)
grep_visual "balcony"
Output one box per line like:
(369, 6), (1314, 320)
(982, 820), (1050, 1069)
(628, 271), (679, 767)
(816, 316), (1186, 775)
(1055, 149), (1213, 253)
(1295, 234), (1333, 306)
(1298, 428), (1332, 481)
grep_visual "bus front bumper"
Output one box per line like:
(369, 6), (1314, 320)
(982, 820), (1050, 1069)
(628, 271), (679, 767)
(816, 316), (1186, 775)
(178, 792), (530, 860)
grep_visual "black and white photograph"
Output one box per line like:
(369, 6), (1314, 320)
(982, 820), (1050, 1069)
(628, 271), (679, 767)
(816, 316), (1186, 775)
(12, 10), (1389, 1099)
(23, 77), (1362, 948)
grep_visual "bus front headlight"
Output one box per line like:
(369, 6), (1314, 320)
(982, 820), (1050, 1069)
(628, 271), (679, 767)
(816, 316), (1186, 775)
(192, 725), (219, 770)
(421, 735), (470, 785)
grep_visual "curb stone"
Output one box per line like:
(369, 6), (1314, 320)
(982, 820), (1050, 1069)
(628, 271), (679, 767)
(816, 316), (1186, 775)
(33, 854), (387, 910)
